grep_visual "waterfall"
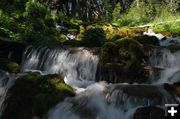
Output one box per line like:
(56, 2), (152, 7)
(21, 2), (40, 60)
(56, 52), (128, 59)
(1, 41), (179, 119)
(0, 71), (19, 114)
(150, 48), (180, 84)
(48, 83), (175, 119)
(21, 46), (99, 90)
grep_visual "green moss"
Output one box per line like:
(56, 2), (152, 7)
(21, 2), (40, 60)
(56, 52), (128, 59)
(0, 58), (20, 73)
(2, 72), (75, 119)
(100, 37), (145, 68)
(116, 37), (145, 60)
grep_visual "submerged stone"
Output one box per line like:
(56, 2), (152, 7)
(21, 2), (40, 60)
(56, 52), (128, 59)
(133, 106), (164, 119)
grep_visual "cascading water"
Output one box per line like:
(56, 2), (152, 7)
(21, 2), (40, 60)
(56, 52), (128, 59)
(48, 82), (176, 119)
(150, 48), (180, 84)
(0, 71), (19, 114)
(21, 46), (99, 90)
(18, 44), (180, 119)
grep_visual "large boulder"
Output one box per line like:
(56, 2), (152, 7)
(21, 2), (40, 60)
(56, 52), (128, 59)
(106, 84), (177, 106)
(99, 38), (148, 83)
(134, 35), (160, 46)
(96, 63), (148, 83)
(1, 72), (75, 119)
(100, 37), (146, 67)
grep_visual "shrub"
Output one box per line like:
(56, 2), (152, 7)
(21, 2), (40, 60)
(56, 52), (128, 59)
(24, 0), (47, 19)
(82, 28), (106, 47)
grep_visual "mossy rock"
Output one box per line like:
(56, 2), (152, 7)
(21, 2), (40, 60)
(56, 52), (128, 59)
(100, 42), (119, 63)
(134, 35), (160, 46)
(100, 37), (145, 68)
(96, 63), (148, 83)
(117, 27), (145, 38)
(0, 58), (20, 73)
(2, 72), (75, 119)
(115, 37), (145, 68)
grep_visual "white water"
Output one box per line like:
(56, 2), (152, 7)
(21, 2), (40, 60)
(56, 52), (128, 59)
(0, 71), (20, 114)
(150, 48), (180, 84)
(19, 45), (180, 119)
(48, 82), (137, 119)
(144, 29), (180, 46)
(21, 46), (98, 90)
(48, 82), (175, 119)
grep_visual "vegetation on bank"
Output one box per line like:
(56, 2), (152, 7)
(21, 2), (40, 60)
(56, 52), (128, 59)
(0, 0), (179, 44)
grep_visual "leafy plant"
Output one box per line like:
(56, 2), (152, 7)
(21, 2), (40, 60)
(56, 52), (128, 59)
(82, 28), (106, 47)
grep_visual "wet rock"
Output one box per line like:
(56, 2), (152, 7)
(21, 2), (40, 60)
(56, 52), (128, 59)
(134, 35), (160, 46)
(106, 84), (176, 106)
(133, 106), (165, 119)
(1, 72), (75, 119)
(96, 63), (148, 83)
(100, 37), (146, 67)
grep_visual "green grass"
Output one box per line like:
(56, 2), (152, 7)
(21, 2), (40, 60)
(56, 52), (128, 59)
(152, 22), (180, 36)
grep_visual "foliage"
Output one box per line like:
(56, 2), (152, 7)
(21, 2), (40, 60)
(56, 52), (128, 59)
(22, 0), (57, 43)
(112, 3), (121, 21)
(0, 10), (21, 40)
(82, 28), (106, 47)
(152, 22), (180, 36)
(113, 1), (179, 27)
(115, 2), (156, 26)
(0, 0), (58, 43)
(0, 0), (179, 44)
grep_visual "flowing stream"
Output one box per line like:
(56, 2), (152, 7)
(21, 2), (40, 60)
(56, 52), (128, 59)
(0, 71), (20, 115)
(20, 44), (179, 119)
(0, 34), (180, 119)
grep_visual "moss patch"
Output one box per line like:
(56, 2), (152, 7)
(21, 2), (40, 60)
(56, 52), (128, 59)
(2, 72), (75, 119)
(0, 58), (20, 73)
(100, 37), (146, 68)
